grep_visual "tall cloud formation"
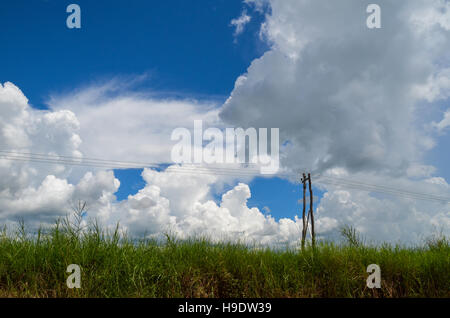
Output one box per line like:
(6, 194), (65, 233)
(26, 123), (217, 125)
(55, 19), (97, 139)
(221, 0), (450, 175)
(218, 0), (450, 242)
(0, 82), (120, 228)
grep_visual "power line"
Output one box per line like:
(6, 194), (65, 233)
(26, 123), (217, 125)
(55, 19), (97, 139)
(0, 150), (159, 169)
(313, 175), (450, 203)
(314, 178), (449, 203)
(1, 150), (449, 203)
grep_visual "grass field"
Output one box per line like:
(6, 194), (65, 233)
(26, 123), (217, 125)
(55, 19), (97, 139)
(0, 219), (448, 298)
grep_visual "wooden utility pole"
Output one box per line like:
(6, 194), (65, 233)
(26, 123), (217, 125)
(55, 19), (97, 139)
(301, 172), (315, 249)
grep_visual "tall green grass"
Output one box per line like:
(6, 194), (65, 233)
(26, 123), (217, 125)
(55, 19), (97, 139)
(0, 219), (448, 298)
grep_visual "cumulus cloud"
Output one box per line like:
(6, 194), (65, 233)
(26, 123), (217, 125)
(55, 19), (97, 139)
(115, 167), (301, 246)
(433, 109), (450, 133)
(0, 81), (80, 199)
(0, 81), (302, 246)
(221, 0), (450, 176)
(314, 172), (450, 243)
(230, 10), (251, 38)
(0, 82), (121, 228)
(219, 0), (450, 242)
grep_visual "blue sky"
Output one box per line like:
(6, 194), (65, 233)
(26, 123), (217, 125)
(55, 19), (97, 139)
(0, 0), (267, 107)
(0, 0), (304, 221)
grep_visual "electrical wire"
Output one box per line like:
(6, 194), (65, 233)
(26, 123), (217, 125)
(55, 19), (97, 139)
(1, 149), (449, 203)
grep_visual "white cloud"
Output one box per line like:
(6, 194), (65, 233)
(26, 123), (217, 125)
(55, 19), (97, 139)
(0, 81), (303, 246)
(219, 0), (450, 243)
(406, 164), (437, 178)
(409, 0), (450, 32)
(313, 170), (450, 243)
(433, 109), (450, 133)
(221, 0), (450, 176)
(115, 169), (302, 246)
(414, 68), (450, 103)
(0, 82), (118, 228)
(230, 10), (251, 38)
(0, 82), (81, 192)
(47, 80), (220, 165)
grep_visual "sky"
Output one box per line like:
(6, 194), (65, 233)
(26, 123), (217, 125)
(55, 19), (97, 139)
(0, 0), (267, 108)
(0, 0), (449, 246)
